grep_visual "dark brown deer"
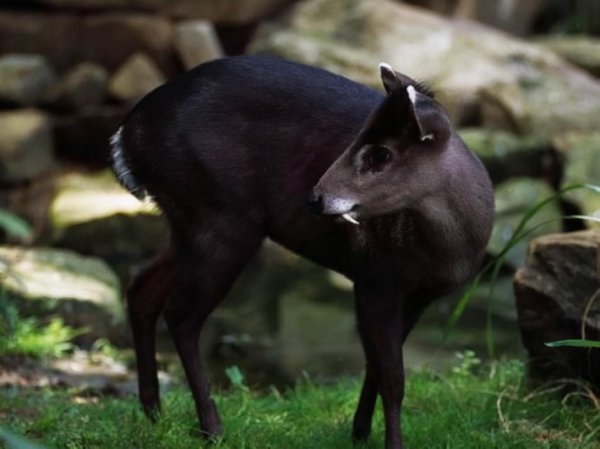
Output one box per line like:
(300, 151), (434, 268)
(110, 55), (494, 449)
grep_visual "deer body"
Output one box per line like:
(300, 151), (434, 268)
(111, 55), (494, 449)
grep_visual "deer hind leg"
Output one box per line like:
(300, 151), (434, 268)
(128, 245), (179, 419)
(163, 222), (264, 438)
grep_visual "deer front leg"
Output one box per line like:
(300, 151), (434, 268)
(354, 285), (406, 449)
(352, 361), (378, 442)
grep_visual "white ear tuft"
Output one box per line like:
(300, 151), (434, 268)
(406, 85), (418, 105)
(379, 62), (394, 72)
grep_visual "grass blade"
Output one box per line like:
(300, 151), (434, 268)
(545, 339), (600, 348)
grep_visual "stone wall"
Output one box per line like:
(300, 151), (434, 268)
(0, 0), (301, 179)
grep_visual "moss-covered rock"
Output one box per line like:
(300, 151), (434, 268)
(459, 128), (555, 184)
(554, 132), (600, 228)
(535, 35), (600, 78)
(489, 178), (562, 269)
(0, 246), (125, 344)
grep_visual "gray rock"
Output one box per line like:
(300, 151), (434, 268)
(0, 109), (55, 183)
(48, 62), (108, 111)
(0, 246), (126, 345)
(0, 54), (57, 106)
(514, 230), (600, 387)
(0, 12), (176, 75)
(174, 20), (224, 70)
(489, 177), (562, 269)
(459, 128), (556, 184)
(554, 132), (600, 225)
(250, 0), (600, 136)
(108, 53), (166, 102)
(535, 35), (600, 78)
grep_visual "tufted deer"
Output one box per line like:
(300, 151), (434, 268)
(110, 55), (494, 449)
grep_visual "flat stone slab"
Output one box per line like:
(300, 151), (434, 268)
(0, 246), (125, 344)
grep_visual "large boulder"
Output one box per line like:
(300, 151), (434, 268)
(250, 0), (600, 136)
(514, 230), (600, 387)
(48, 170), (168, 280)
(0, 12), (176, 75)
(0, 109), (55, 183)
(0, 246), (125, 345)
(0, 54), (57, 106)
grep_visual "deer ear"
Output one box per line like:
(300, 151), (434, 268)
(406, 85), (451, 143)
(379, 63), (419, 95)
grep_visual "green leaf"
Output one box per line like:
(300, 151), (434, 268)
(545, 339), (600, 348)
(568, 214), (600, 223)
(584, 183), (600, 194)
(0, 210), (32, 241)
(0, 428), (49, 449)
(225, 365), (246, 388)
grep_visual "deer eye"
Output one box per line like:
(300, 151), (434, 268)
(371, 146), (392, 164)
(361, 145), (393, 172)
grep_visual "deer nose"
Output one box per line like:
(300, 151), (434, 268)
(307, 190), (324, 215)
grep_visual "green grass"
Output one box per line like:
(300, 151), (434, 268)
(1, 357), (599, 449)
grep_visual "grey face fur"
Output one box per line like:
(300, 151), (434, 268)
(313, 64), (452, 222)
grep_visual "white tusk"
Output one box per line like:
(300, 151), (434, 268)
(342, 213), (360, 225)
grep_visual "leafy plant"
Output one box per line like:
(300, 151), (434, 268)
(451, 350), (482, 376)
(0, 210), (84, 359)
(0, 317), (81, 358)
